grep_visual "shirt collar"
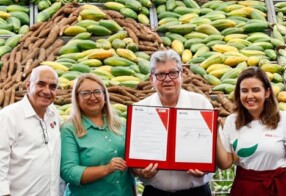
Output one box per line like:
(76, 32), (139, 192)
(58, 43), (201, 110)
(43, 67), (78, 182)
(153, 89), (185, 107)
(82, 115), (108, 131)
(22, 94), (56, 119)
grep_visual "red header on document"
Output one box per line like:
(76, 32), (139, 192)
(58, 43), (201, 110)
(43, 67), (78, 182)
(125, 105), (218, 172)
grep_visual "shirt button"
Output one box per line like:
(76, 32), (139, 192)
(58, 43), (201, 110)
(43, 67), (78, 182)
(114, 150), (117, 153)
(116, 181), (119, 184)
(105, 136), (108, 139)
(109, 139), (112, 142)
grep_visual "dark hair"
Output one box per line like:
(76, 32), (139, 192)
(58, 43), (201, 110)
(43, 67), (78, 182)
(233, 67), (280, 130)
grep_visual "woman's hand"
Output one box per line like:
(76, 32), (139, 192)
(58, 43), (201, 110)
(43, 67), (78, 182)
(106, 157), (127, 173)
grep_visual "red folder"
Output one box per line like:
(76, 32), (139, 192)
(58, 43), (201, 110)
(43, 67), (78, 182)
(125, 105), (218, 172)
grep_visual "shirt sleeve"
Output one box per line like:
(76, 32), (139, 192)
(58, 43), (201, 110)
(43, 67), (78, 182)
(220, 116), (233, 153)
(0, 114), (16, 195)
(60, 125), (86, 186)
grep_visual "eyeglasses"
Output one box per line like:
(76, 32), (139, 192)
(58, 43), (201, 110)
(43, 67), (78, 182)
(39, 120), (48, 144)
(78, 89), (105, 99)
(152, 71), (180, 81)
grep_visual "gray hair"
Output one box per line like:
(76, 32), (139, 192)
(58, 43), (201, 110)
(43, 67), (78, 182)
(29, 65), (58, 83)
(149, 49), (182, 74)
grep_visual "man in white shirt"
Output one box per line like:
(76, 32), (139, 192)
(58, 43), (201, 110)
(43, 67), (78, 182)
(132, 50), (213, 196)
(0, 65), (61, 196)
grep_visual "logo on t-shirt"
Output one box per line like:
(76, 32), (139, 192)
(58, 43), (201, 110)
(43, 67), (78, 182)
(232, 139), (258, 158)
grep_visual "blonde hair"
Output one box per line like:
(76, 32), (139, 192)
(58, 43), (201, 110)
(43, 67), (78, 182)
(69, 74), (123, 137)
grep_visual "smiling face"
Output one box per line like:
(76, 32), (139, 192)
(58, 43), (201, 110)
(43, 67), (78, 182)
(77, 79), (105, 117)
(27, 68), (58, 118)
(150, 60), (182, 106)
(239, 77), (270, 120)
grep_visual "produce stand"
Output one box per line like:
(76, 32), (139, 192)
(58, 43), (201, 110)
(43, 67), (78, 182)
(1, 0), (286, 195)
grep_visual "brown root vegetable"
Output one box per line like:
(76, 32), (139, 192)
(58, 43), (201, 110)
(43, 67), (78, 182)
(137, 89), (155, 94)
(20, 31), (33, 42)
(46, 53), (55, 61)
(12, 81), (22, 90)
(23, 59), (41, 77)
(109, 93), (126, 104)
(23, 37), (39, 48)
(51, 3), (74, 20)
(3, 77), (15, 90)
(0, 53), (10, 82)
(53, 15), (65, 23)
(15, 89), (27, 97)
(15, 96), (23, 102)
(140, 24), (153, 33)
(126, 23), (141, 36)
(22, 47), (40, 64)
(54, 97), (71, 105)
(0, 90), (4, 106)
(38, 48), (46, 62)
(42, 25), (60, 49)
(151, 32), (163, 43)
(30, 22), (44, 31)
(216, 94), (235, 113)
(24, 59), (33, 73)
(123, 27), (139, 44)
(21, 49), (28, 61)
(3, 88), (11, 107)
(59, 24), (70, 36)
(136, 81), (151, 90)
(60, 15), (77, 26)
(15, 51), (22, 69)
(9, 87), (15, 104)
(219, 106), (231, 117)
(51, 46), (62, 56)
(126, 18), (140, 29)
(20, 74), (30, 89)
(7, 47), (18, 78)
(113, 19), (126, 27)
(142, 84), (152, 90)
(55, 89), (72, 96)
(186, 86), (194, 92)
(0, 76), (11, 89)
(38, 28), (51, 38)
(104, 10), (124, 19)
(137, 34), (154, 41)
(139, 41), (157, 47)
(63, 7), (77, 15)
(118, 88), (139, 102)
(183, 76), (193, 84)
(45, 39), (65, 56)
(138, 45), (157, 51)
(33, 21), (53, 38)
(109, 92), (131, 101)
(211, 100), (221, 108)
(15, 71), (23, 83)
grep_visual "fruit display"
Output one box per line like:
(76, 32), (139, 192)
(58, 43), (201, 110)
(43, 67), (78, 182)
(0, 4), (31, 35)
(1, 0), (286, 195)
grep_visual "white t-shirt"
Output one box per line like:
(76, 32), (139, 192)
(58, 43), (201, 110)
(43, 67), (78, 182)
(136, 89), (214, 191)
(220, 111), (286, 171)
(0, 95), (61, 196)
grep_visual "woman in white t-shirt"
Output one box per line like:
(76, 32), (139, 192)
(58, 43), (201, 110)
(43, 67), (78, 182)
(216, 67), (286, 196)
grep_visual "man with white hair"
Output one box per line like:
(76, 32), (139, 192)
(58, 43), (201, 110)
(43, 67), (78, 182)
(0, 65), (61, 196)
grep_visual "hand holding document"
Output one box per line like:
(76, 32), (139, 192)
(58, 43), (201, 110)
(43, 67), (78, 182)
(125, 105), (218, 172)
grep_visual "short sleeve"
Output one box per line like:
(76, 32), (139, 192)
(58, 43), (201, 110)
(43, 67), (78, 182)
(220, 117), (233, 153)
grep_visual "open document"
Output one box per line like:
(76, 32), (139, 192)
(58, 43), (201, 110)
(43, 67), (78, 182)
(125, 105), (218, 172)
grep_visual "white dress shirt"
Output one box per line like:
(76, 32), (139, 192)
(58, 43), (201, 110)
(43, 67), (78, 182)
(136, 89), (214, 191)
(0, 95), (61, 196)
